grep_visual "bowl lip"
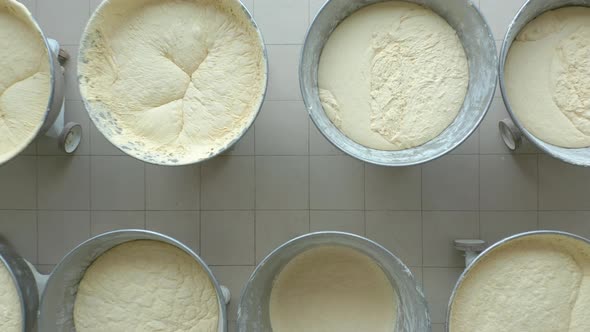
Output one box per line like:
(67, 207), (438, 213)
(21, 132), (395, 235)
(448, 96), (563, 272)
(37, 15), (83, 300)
(445, 230), (590, 331)
(499, 1), (590, 167)
(237, 231), (429, 325)
(0, 243), (33, 332)
(39, 229), (227, 330)
(300, 0), (498, 167)
(78, 0), (269, 167)
(0, 0), (59, 167)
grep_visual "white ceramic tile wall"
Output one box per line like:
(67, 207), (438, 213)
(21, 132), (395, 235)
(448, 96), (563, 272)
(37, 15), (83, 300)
(2, 0), (590, 328)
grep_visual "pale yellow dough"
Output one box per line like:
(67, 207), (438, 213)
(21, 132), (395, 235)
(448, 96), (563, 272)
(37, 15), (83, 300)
(450, 234), (590, 332)
(505, 7), (590, 148)
(0, 260), (22, 332)
(0, 0), (50, 164)
(79, 0), (266, 164)
(269, 246), (398, 332)
(319, 2), (468, 150)
(74, 240), (219, 332)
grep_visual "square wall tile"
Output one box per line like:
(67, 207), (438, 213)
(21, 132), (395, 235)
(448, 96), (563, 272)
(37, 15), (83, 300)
(266, 45), (302, 101)
(201, 157), (255, 210)
(147, 211), (199, 253)
(310, 211), (364, 235)
(90, 0), (103, 12)
(432, 324), (445, 332)
(480, 211), (537, 245)
(37, 100), (90, 155)
(539, 155), (590, 210)
(256, 156), (309, 210)
(90, 124), (125, 156)
(210, 266), (254, 321)
(0, 157), (36, 209)
(366, 211), (422, 266)
(38, 156), (90, 210)
(146, 165), (199, 211)
(223, 127), (254, 156)
(35, 265), (55, 275)
(38, 211), (90, 265)
(201, 211), (255, 265)
(309, 121), (343, 156)
(255, 101), (309, 155)
(240, 0), (253, 13)
(37, 0), (89, 45)
(480, 98), (537, 154)
(256, 211), (309, 262)
(91, 211), (145, 236)
(17, 0), (35, 14)
(423, 155), (479, 211)
(539, 212), (590, 239)
(365, 165), (421, 210)
(254, 0), (309, 44)
(423, 268), (463, 324)
(0, 211), (37, 263)
(310, 0), (327, 19)
(423, 212), (479, 268)
(310, 156), (364, 210)
(91, 156), (145, 211)
(480, 155), (538, 210)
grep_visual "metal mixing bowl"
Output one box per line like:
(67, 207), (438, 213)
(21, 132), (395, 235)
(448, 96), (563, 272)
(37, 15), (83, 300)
(301, 0), (497, 166)
(0, 0), (65, 166)
(237, 232), (431, 332)
(79, 0), (268, 166)
(38, 230), (227, 332)
(499, 0), (590, 167)
(0, 240), (39, 332)
(446, 230), (590, 331)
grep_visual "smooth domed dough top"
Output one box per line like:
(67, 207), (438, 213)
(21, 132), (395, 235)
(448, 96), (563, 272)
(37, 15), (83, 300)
(74, 240), (219, 332)
(79, 0), (265, 164)
(269, 246), (398, 332)
(318, 2), (468, 150)
(0, 261), (22, 332)
(505, 7), (590, 148)
(0, 0), (50, 164)
(450, 235), (590, 332)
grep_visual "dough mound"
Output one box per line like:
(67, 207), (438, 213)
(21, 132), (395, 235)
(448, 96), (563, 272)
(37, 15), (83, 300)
(79, 0), (266, 165)
(269, 246), (398, 332)
(319, 2), (468, 151)
(505, 7), (590, 148)
(0, 0), (50, 164)
(0, 261), (22, 332)
(450, 234), (590, 332)
(74, 240), (219, 332)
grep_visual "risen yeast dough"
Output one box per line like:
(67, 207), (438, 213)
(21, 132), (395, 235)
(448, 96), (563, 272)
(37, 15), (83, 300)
(269, 246), (398, 332)
(319, 2), (468, 150)
(450, 234), (590, 332)
(0, 0), (50, 164)
(505, 7), (590, 148)
(79, 0), (265, 164)
(0, 260), (22, 332)
(74, 240), (219, 332)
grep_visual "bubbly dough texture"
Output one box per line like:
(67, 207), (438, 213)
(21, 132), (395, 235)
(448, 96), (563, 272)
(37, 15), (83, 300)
(74, 240), (219, 332)
(0, 260), (22, 332)
(0, 0), (50, 164)
(269, 246), (398, 332)
(505, 7), (590, 148)
(79, 0), (266, 164)
(450, 234), (590, 332)
(319, 2), (468, 150)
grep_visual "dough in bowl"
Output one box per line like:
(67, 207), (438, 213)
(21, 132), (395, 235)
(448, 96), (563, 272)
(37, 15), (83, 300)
(319, 1), (468, 150)
(74, 240), (219, 332)
(0, 0), (51, 164)
(450, 234), (590, 332)
(0, 260), (22, 332)
(79, 0), (266, 165)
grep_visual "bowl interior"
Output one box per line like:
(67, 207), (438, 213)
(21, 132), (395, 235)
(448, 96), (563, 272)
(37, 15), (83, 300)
(499, 0), (590, 167)
(301, 0), (497, 166)
(38, 230), (226, 332)
(237, 232), (430, 331)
